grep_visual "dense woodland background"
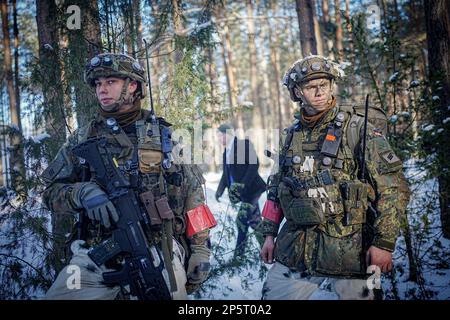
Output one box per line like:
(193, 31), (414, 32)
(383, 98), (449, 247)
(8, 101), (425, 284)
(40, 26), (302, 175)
(0, 0), (449, 299)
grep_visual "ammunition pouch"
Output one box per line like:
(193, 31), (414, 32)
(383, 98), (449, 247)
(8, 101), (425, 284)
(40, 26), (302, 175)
(340, 181), (368, 226)
(314, 227), (366, 277)
(282, 169), (334, 196)
(138, 148), (162, 173)
(273, 227), (307, 272)
(139, 191), (174, 226)
(278, 182), (324, 226)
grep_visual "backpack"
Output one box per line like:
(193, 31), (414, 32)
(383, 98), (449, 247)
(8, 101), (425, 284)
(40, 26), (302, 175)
(339, 103), (388, 157)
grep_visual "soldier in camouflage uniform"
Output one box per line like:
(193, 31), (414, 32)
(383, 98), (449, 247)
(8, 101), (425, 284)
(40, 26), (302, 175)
(42, 53), (213, 299)
(259, 55), (410, 300)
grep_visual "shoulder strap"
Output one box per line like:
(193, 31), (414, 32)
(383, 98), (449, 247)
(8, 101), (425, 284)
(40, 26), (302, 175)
(347, 113), (364, 157)
(77, 119), (97, 143)
(279, 121), (298, 172)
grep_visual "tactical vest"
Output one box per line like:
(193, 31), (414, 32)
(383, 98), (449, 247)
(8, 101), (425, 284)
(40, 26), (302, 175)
(75, 111), (188, 289)
(273, 105), (377, 277)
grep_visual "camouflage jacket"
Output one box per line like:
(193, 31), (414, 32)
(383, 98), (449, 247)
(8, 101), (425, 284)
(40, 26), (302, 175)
(42, 109), (208, 265)
(260, 104), (410, 278)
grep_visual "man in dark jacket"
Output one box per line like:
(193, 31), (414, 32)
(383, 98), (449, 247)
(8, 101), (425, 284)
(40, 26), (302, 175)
(215, 124), (266, 257)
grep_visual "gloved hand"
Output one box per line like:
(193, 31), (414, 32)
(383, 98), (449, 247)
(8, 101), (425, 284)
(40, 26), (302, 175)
(72, 182), (119, 228)
(186, 244), (211, 293)
(229, 183), (244, 204)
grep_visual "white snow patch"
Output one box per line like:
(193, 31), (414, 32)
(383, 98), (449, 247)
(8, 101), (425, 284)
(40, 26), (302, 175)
(389, 72), (399, 82)
(30, 133), (51, 144)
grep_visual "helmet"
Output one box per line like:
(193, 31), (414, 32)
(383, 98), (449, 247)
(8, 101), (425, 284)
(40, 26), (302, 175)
(283, 55), (342, 102)
(84, 53), (147, 98)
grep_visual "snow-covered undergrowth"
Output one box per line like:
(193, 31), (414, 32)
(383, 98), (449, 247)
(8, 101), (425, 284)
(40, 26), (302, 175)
(1, 161), (449, 300)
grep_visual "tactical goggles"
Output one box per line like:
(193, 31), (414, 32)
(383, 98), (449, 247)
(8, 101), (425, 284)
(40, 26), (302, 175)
(86, 54), (144, 73)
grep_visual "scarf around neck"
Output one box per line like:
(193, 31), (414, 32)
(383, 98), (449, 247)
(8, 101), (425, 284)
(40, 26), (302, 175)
(301, 96), (336, 128)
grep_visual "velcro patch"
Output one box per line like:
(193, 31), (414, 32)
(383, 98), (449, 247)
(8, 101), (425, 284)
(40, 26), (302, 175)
(41, 155), (65, 183)
(381, 151), (400, 164)
(373, 128), (383, 137)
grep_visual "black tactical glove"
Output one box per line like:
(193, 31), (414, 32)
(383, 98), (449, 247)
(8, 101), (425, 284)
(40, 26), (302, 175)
(72, 182), (119, 228)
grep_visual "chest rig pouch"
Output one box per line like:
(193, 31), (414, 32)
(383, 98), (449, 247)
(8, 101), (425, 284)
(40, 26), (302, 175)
(314, 111), (368, 277)
(318, 111), (368, 226)
(278, 122), (328, 227)
(135, 117), (180, 291)
(136, 119), (163, 174)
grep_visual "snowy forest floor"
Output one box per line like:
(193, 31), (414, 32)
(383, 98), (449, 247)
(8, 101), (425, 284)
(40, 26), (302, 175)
(192, 160), (450, 300)
(1, 160), (449, 299)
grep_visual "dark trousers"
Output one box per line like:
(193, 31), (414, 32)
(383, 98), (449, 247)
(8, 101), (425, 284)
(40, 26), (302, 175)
(234, 196), (264, 256)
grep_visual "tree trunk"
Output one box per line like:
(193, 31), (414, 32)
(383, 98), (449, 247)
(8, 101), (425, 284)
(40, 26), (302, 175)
(36, 0), (67, 156)
(296, 0), (318, 56)
(334, 0), (343, 60)
(205, 45), (217, 172)
(313, 1), (324, 55)
(65, 0), (102, 128)
(321, 0), (334, 59)
(124, 3), (134, 56)
(105, 0), (111, 51)
(85, 1), (102, 57)
(1, 0), (20, 131)
(255, 15), (271, 132)
(246, 0), (263, 130)
(1, 0), (25, 195)
(133, 0), (145, 67)
(424, 0), (450, 238)
(215, 3), (243, 130)
(268, 1), (282, 131)
(171, 0), (184, 64)
(36, 0), (74, 273)
(344, 0), (353, 59)
(12, 0), (19, 123)
(148, 1), (162, 109)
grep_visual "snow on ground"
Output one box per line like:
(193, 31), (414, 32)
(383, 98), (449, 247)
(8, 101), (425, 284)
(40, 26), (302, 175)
(198, 159), (450, 300)
(191, 170), (270, 300)
(383, 159), (450, 299)
(0, 190), (52, 299)
(2, 159), (449, 299)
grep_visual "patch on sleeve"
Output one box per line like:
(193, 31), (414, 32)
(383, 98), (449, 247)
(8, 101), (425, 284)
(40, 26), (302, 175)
(41, 155), (65, 183)
(373, 128), (383, 137)
(381, 151), (400, 165)
(377, 150), (403, 175)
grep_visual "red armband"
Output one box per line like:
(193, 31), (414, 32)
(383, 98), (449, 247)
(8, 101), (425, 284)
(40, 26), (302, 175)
(186, 204), (217, 238)
(262, 200), (284, 224)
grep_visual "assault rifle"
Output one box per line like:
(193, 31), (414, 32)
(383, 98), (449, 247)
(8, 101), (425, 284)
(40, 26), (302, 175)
(72, 137), (171, 300)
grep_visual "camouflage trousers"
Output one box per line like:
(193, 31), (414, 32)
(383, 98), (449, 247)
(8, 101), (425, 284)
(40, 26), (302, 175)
(43, 239), (187, 300)
(262, 262), (374, 300)
(234, 196), (264, 257)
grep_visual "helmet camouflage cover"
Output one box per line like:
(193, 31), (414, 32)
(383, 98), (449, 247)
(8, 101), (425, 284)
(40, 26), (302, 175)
(283, 55), (343, 102)
(84, 53), (147, 98)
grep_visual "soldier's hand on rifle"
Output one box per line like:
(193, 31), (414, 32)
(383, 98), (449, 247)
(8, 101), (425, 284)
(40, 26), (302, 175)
(366, 245), (393, 273)
(71, 182), (119, 228)
(186, 244), (211, 293)
(260, 235), (275, 264)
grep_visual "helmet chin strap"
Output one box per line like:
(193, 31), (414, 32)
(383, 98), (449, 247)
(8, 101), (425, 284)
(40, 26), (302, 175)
(99, 78), (135, 113)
